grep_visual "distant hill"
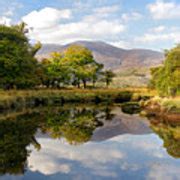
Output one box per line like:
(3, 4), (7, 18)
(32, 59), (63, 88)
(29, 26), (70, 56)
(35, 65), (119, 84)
(36, 41), (164, 87)
(37, 41), (164, 70)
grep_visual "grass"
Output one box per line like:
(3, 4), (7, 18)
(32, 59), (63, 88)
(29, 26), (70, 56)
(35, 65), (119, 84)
(143, 96), (180, 113)
(160, 97), (180, 112)
(110, 67), (150, 88)
(0, 88), (154, 111)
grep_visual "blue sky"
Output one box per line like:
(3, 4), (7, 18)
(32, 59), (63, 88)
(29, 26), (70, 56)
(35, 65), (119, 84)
(0, 0), (180, 51)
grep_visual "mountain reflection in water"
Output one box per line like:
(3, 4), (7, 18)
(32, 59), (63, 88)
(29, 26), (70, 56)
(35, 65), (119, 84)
(0, 105), (179, 180)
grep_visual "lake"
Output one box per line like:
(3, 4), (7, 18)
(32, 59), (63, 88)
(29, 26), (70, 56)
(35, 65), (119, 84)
(0, 104), (180, 180)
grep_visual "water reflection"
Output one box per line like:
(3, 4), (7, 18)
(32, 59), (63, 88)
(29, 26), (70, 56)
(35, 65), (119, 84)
(0, 113), (40, 175)
(0, 105), (115, 175)
(0, 105), (179, 180)
(150, 118), (180, 158)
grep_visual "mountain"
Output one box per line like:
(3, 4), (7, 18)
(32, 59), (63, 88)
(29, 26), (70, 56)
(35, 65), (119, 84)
(36, 41), (164, 70)
(91, 110), (152, 142)
(36, 41), (164, 87)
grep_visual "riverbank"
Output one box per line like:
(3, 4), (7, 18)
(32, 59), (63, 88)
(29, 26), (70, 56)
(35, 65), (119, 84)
(141, 96), (180, 122)
(0, 88), (153, 111)
(1, 89), (179, 123)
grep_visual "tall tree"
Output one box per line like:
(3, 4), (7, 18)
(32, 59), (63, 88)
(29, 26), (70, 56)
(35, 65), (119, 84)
(0, 24), (41, 89)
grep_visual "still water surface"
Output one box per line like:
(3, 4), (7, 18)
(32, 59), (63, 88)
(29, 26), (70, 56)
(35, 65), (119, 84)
(0, 104), (180, 180)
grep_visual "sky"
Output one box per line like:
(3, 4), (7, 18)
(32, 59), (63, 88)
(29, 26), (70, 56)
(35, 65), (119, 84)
(0, 0), (180, 51)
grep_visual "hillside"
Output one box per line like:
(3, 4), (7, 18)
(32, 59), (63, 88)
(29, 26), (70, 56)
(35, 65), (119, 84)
(36, 41), (164, 87)
(37, 41), (164, 69)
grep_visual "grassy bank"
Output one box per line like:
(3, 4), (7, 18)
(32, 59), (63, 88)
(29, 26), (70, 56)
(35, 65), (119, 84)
(141, 96), (180, 122)
(142, 96), (180, 112)
(0, 88), (153, 111)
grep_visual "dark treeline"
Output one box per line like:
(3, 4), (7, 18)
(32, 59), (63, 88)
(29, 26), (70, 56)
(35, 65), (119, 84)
(0, 23), (115, 90)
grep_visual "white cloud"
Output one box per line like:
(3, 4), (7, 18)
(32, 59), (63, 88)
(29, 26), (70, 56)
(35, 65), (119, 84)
(134, 25), (180, 49)
(73, 1), (91, 10)
(22, 7), (72, 29)
(121, 12), (142, 22)
(109, 40), (131, 49)
(0, 16), (12, 26)
(0, 1), (23, 18)
(27, 133), (178, 179)
(147, 163), (180, 180)
(22, 7), (125, 44)
(150, 26), (166, 33)
(111, 134), (167, 159)
(94, 5), (120, 15)
(121, 162), (140, 171)
(28, 138), (125, 177)
(148, 0), (180, 19)
(135, 31), (180, 43)
(3, 10), (14, 17)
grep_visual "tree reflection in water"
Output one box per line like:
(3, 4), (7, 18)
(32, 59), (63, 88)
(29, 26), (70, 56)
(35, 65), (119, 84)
(0, 105), (179, 176)
(42, 106), (105, 144)
(150, 118), (180, 158)
(0, 105), (114, 175)
(118, 102), (180, 159)
(0, 113), (41, 175)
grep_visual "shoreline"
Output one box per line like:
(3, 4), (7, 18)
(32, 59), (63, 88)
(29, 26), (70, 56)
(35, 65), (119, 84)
(0, 88), (151, 111)
(0, 89), (179, 123)
(141, 96), (180, 122)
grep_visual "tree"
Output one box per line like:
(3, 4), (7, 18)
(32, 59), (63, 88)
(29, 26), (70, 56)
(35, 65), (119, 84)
(38, 45), (104, 89)
(41, 52), (71, 88)
(63, 45), (103, 88)
(91, 63), (104, 87)
(0, 24), (41, 89)
(102, 70), (115, 87)
(41, 45), (103, 89)
(150, 45), (180, 96)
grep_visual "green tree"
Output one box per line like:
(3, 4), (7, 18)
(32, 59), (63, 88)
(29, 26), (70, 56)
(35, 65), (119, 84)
(91, 63), (104, 87)
(150, 45), (180, 96)
(40, 45), (104, 89)
(0, 24), (41, 89)
(102, 70), (116, 87)
(63, 45), (103, 88)
(44, 52), (72, 88)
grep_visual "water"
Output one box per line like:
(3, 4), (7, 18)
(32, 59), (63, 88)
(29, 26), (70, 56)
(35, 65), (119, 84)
(0, 104), (180, 180)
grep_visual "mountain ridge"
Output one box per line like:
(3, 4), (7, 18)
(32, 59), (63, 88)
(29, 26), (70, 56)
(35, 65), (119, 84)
(36, 40), (164, 70)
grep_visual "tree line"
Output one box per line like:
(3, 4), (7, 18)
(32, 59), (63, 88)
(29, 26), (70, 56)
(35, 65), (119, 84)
(150, 44), (180, 96)
(0, 23), (115, 90)
(40, 46), (115, 89)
